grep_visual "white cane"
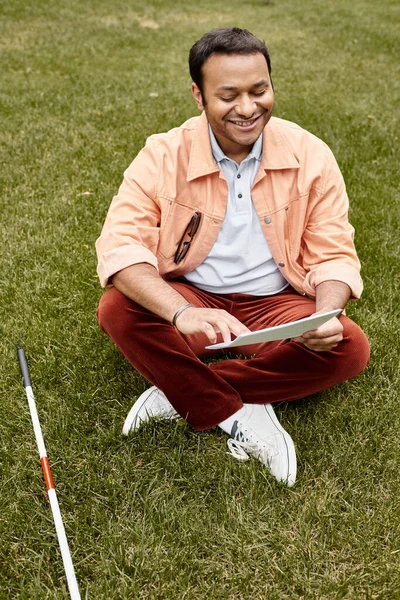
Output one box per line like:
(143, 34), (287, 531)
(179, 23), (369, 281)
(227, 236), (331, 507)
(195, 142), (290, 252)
(17, 347), (81, 600)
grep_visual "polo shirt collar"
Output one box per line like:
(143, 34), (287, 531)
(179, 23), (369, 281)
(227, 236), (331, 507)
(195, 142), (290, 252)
(208, 124), (263, 165)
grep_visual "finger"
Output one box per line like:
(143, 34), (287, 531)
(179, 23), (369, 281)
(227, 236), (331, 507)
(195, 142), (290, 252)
(203, 322), (219, 344)
(304, 335), (342, 346)
(203, 319), (236, 344)
(293, 332), (342, 351)
(206, 312), (249, 340)
(303, 336), (341, 350)
(298, 328), (318, 339)
(213, 320), (232, 344)
(177, 308), (249, 342)
(305, 332), (343, 345)
(218, 313), (250, 336)
(302, 328), (342, 340)
(302, 319), (343, 340)
(212, 316), (246, 344)
(304, 341), (340, 352)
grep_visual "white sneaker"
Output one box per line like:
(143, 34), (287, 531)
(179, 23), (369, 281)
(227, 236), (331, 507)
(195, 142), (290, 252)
(226, 404), (297, 487)
(122, 386), (179, 435)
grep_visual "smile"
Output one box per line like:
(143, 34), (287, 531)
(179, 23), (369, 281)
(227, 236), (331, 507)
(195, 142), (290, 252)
(228, 113), (263, 130)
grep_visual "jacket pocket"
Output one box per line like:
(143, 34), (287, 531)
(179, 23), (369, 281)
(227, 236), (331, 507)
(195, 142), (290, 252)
(157, 202), (199, 260)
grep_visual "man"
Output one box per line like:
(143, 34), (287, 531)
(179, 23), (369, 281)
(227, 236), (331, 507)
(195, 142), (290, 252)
(96, 28), (369, 487)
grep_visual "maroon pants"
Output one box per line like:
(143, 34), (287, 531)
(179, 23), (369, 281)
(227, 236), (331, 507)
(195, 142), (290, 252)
(97, 283), (370, 431)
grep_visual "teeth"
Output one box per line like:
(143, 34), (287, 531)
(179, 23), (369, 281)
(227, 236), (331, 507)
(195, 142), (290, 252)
(233, 119), (256, 126)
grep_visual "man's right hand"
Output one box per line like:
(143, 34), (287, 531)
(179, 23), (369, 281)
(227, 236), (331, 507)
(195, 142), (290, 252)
(175, 306), (250, 345)
(112, 263), (249, 345)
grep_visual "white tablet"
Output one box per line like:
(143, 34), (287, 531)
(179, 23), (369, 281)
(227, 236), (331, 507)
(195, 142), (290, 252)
(205, 309), (342, 350)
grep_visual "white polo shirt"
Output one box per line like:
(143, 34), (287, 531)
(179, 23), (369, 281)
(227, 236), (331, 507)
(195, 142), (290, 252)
(184, 126), (289, 296)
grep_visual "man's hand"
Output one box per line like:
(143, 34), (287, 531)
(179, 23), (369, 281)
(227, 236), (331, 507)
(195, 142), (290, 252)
(112, 264), (250, 345)
(175, 306), (250, 345)
(292, 314), (343, 352)
(292, 279), (350, 351)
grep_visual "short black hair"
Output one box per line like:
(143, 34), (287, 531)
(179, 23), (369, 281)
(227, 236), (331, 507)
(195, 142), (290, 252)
(189, 27), (272, 96)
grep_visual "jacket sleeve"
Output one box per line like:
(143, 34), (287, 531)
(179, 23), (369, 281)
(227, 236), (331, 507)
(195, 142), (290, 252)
(302, 145), (363, 299)
(95, 139), (162, 288)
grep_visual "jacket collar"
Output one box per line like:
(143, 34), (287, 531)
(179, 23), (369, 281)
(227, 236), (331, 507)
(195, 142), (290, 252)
(187, 112), (219, 181)
(187, 112), (300, 182)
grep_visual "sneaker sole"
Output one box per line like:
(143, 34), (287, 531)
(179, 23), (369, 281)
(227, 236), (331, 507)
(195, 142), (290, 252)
(264, 404), (297, 487)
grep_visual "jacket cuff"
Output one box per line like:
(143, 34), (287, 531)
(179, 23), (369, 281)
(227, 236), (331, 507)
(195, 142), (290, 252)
(97, 245), (158, 288)
(304, 263), (363, 300)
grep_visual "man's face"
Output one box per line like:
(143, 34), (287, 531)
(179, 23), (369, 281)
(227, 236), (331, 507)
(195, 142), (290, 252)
(192, 52), (274, 161)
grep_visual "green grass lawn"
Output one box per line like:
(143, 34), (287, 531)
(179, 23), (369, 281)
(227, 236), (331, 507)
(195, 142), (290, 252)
(1, 0), (399, 597)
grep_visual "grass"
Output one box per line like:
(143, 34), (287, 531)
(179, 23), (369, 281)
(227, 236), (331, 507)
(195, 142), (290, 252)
(1, 0), (399, 597)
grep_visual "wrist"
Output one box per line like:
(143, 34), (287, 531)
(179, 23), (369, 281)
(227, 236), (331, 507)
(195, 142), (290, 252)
(172, 303), (194, 326)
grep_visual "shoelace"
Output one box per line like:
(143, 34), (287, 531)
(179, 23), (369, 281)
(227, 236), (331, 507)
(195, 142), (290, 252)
(226, 438), (251, 461)
(226, 423), (278, 466)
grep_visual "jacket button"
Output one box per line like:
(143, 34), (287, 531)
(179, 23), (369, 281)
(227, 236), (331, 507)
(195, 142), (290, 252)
(278, 262), (285, 267)
(264, 217), (271, 224)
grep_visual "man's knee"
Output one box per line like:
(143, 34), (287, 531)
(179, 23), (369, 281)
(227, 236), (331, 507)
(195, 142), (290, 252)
(341, 317), (370, 379)
(96, 286), (130, 335)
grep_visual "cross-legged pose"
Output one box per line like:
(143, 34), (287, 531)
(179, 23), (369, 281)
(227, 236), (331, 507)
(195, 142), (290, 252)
(96, 27), (370, 487)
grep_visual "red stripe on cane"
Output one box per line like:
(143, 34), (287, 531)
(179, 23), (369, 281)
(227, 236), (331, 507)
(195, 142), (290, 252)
(40, 457), (55, 491)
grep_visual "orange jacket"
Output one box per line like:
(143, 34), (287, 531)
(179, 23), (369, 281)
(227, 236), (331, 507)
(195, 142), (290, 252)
(96, 112), (362, 299)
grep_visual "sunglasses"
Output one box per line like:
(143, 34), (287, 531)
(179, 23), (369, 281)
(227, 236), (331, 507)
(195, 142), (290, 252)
(174, 211), (201, 264)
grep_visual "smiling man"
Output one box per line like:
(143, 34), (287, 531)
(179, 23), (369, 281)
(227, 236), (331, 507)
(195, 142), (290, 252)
(95, 28), (369, 487)
(192, 52), (274, 163)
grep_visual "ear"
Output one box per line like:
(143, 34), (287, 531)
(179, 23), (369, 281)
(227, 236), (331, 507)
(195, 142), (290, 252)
(191, 83), (205, 111)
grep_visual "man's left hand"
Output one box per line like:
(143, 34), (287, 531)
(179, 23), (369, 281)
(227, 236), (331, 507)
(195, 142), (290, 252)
(292, 315), (343, 352)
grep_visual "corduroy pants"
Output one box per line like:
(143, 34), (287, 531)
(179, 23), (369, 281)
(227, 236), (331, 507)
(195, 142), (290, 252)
(97, 282), (370, 431)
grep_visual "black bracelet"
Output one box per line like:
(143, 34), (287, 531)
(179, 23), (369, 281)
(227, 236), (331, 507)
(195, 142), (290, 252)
(172, 303), (194, 326)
